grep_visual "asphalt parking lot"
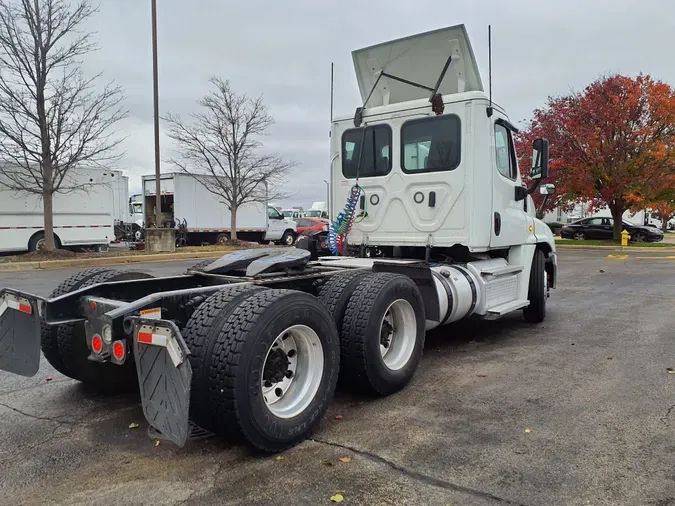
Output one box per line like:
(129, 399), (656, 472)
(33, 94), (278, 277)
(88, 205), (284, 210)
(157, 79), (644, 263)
(1, 250), (674, 506)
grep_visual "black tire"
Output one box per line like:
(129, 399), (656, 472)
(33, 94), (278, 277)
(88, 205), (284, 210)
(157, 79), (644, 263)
(631, 232), (646, 243)
(340, 273), (425, 396)
(523, 249), (547, 323)
(216, 233), (230, 245)
(573, 232), (585, 241)
(280, 230), (295, 246)
(41, 267), (123, 377)
(55, 269), (154, 392)
(28, 232), (61, 252)
(318, 271), (372, 333)
(186, 259), (214, 273)
(182, 285), (265, 428)
(204, 289), (339, 452)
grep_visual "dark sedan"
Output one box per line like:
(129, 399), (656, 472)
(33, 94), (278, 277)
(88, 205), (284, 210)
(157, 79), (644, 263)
(560, 217), (664, 242)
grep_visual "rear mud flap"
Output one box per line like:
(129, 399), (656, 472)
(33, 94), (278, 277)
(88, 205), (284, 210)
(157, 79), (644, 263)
(128, 317), (192, 447)
(0, 290), (41, 377)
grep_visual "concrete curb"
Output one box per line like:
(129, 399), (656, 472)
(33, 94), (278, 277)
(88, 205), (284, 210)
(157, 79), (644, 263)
(0, 250), (227, 273)
(555, 244), (675, 252)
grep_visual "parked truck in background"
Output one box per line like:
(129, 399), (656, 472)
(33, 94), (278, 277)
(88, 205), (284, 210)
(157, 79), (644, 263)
(141, 173), (298, 245)
(0, 25), (556, 453)
(0, 168), (122, 253)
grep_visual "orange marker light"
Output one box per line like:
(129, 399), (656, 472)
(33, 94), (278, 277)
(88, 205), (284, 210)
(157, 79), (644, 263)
(91, 334), (103, 353)
(18, 303), (32, 314)
(528, 225), (534, 232)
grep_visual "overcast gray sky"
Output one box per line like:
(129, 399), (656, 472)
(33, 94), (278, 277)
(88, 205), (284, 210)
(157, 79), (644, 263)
(80, 0), (675, 207)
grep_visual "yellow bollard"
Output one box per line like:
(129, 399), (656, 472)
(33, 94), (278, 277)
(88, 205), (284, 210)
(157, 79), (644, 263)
(621, 229), (630, 246)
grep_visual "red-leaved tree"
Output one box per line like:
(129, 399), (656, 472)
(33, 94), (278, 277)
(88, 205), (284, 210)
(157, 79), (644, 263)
(517, 74), (675, 239)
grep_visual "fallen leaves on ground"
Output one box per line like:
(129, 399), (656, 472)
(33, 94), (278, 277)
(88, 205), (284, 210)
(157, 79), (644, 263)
(322, 461), (334, 467)
(667, 368), (675, 374)
(334, 415), (343, 421)
(338, 457), (351, 463)
(275, 455), (285, 461)
(525, 428), (532, 433)
(155, 440), (160, 447)
(330, 494), (344, 503)
(607, 356), (613, 360)
(128, 423), (140, 429)
(45, 377), (53, 382)
(597, 269), (605, 273)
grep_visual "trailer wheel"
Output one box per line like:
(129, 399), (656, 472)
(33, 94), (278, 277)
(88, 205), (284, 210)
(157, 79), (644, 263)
(205, 289), (339, 452)
(318, 271), (372, 333)
(523, 249), (547, 323)
(41, 267), (123, 377)
(340, 273), (425, 396)
(182, 285), (265, 427)
(56, 269), (154, 392)
(216, 233), (230, 245)
(28, 231), (61, 252)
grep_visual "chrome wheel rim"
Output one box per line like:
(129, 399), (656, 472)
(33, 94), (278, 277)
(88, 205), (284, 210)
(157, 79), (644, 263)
(284, 234), (294, 245)
(573, 232), (584, 240)
(379, 299), (417, 371)
(262, 325), (324, 419)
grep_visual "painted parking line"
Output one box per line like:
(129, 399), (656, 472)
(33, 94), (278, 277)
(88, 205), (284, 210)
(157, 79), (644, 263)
(635, 256), (675, 260)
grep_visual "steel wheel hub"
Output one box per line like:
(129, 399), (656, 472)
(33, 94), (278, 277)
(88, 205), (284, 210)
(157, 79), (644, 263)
(261, 325), (324, 419)
(379, 299), (417, 371)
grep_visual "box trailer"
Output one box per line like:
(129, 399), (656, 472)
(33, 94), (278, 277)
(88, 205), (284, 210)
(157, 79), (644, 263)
(142, 173), (298, 245)
(0, 168), (121, 253)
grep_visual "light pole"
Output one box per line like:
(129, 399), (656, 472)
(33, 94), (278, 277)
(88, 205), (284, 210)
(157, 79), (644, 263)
(323, 180), (330, 221)
(151, 0), (161, 229)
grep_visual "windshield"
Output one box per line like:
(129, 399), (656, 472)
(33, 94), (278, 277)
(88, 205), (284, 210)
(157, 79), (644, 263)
(305, 210), (322, 218)
(132, 203), (142, 214)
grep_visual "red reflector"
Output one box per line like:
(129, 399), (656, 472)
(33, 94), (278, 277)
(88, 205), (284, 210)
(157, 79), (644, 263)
(112, 341), (125, 360)
(18, 303), (32, 314)
(92, 335), (103, 353)
(90, 301), (97, 310)
(137, 332), (153, 344)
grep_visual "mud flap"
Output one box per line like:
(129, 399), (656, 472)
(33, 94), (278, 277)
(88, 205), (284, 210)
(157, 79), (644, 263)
(0, 290), (41, 377)
(129, 317), (192, 447)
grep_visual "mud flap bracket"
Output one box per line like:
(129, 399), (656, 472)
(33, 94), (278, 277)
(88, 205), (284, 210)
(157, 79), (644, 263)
(128, 317), (192, 447)
(0, 290), (41, 377)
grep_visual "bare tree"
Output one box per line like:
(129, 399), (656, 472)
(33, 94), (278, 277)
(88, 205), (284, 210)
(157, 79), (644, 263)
(0, 0), (127, 250)
(164, 77), (295, 240)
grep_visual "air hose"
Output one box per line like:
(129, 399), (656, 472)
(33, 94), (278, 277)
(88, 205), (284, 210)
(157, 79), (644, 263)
(328, 184), (362, 255)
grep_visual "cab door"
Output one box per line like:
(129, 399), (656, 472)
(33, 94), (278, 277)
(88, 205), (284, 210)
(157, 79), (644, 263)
(490, 120), (530, 248)
(265, 206), (284, 240)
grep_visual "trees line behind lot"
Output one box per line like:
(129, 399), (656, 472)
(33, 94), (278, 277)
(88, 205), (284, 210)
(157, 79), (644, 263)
(516, 74), (675, 239)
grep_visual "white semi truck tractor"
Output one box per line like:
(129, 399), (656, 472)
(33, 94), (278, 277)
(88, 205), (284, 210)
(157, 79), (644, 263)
(0, 25), (556, 452)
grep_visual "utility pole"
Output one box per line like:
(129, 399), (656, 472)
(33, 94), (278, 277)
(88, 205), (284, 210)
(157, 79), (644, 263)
(151, 0), (162, 228)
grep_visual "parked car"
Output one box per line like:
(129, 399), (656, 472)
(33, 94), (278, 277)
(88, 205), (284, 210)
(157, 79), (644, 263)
(560, 217), (664, 242)
(294, 217), (329, 235)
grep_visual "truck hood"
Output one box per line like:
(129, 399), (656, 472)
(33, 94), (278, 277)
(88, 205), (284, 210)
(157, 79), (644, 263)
(352, 24), (484, 108)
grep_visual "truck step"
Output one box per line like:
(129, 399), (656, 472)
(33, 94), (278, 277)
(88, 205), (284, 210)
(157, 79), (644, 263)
(481, 264), (523, 276)
(487, 299), (530, 315)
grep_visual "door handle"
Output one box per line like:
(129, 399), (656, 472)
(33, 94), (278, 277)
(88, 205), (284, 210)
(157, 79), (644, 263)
(428, 191), (436, 207)
(494, 212), (502, 236)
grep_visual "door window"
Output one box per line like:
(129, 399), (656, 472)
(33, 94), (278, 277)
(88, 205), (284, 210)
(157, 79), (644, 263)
(587, 218), (603, 226)
(494, 124), (517, 180)
(268, 207), (283, 220)
(401, 115), (461, 173)
(342, 125), (392, 178)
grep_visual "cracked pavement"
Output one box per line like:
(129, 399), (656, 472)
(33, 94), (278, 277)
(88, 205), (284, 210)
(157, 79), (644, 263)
(1, 250), (674, 505)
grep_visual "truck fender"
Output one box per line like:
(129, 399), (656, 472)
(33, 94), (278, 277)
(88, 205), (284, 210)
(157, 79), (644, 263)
(371, 261), (440, 322)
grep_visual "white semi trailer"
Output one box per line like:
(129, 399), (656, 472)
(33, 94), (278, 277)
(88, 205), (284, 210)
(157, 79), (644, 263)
(0, 168), (123, 253)
(0, 25), (556, 452)
(142, 173), (298, 246)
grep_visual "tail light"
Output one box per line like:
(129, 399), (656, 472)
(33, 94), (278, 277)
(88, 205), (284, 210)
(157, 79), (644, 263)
(91, 334), (103, 354)
(111, 340), (126, 364)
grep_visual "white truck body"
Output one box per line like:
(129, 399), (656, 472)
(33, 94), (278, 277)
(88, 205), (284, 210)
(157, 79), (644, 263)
(329, 24), (556, 318)
(0, 168), (120, 253)
(129, 193), (145, 228)
(142, 173), (297, 244)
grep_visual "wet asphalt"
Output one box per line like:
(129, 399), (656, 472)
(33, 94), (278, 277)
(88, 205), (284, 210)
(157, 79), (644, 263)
(0, 250), (674, 506)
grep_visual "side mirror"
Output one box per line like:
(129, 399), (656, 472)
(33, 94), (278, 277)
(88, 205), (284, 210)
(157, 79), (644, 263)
(530, 138), (549, 180)
(539, 183), (555, 195)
